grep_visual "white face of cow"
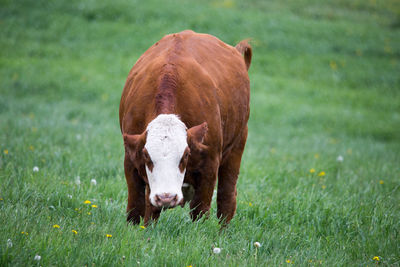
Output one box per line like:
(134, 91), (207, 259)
(144, 114), (188, 208)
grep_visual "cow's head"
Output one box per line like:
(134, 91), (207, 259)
(124, 114), (207, 209)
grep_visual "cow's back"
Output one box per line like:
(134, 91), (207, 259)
(120, 30), (250, 155)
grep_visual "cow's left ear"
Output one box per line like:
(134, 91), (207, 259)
(123, 131), (147, 161)
(187, 122), (208, 151)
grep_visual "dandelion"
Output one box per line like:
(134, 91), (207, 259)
(249, 202), (253, 207)
(87, 212), (91, 215)
(90, 179), (97, 186)
(33, 166), (39, 172)
(379, 180), (384, 184)
(213, 247), (221, 254)
(286, 259), (292, 263)
(75, 176), (81, 186)
(330, 61), (337, 70)
(140, 226), (146, 229)
(254, 242), (261, 248)
(91, 204), (98, 208)
(322, 185), (326, 190)
(318, 171), (326, 177)
(106, 234), (112, 238)
(337, 155), (344, 162)
(373, 256), (380, 261)
(3, 149), (8, 155)
(7, 239), (12, 248)
(53, 224), (60, 229)
(21, 231), (28, 235)
(84, 200), (91, 204)
(310, 168), (316, 174)
(72, 230), (78, 235)
(34, 255), (41, 261)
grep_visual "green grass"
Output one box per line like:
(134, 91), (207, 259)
(1, 0), (399, 265)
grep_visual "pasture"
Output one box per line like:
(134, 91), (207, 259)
(0, 0), (399, 266)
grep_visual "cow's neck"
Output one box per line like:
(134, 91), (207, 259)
(155, 64), (178, 115)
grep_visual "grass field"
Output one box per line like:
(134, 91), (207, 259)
(1, 0), (399, 266)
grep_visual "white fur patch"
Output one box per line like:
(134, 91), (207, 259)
(145, 114), (188, 206)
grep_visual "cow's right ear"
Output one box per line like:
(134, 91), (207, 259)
(123, 131), (147, 160)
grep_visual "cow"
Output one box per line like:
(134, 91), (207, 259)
(119, 30), (252, 225)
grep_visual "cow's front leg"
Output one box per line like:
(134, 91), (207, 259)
(125, 155), (146, 224)
(190, 164), (218, 221)
(217, 130), (247, 224)
(144, 185), (161, 226)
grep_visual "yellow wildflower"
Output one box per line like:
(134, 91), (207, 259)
(29, 145), (34, 151)
(330, 61), (337, 70)
(91, 205), (98, 208)
(3, 149), (8, 155)
(53, 224), (60, 228)
(84, 200), (91, 204)
(72, 230), (78, 235)
(309, 168), (316, 174)
(322, 185), (326, 190)
(379, 180), (384, 185)
(106, 234), (112, 238)
(286, 259), (292, 263)
(21, 231), (28, 235)
(314, 153), (320, 159)
(87, 212), (91, 215)
(318, 171), (326, 177)
(140, 226), (146, 229)
(0, 197), (3, 201)
(373, 256), (380, 261)
(249, 202), (253, 207)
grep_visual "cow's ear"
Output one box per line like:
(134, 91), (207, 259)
(123, 131), (147, 158)
(187, 122), (208, 151)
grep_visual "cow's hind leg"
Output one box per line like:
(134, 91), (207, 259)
(125, 154), (146, 224)
(217, 130), (247, 224)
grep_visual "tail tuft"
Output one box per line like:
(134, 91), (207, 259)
(235, 40), (252, 71)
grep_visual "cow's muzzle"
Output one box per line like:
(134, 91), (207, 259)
(154, 193), (179, 208)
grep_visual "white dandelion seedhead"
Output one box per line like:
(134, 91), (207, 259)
(34, 254), (41, 261)
(33, 166), (39, 172)
(254, 241), (261, 248)
(213, 247), (221, 254)
(7, 239), (12, 248)
(75, 176), (81, 186)
(337, 155), (344, 162)
(90, 179), (97, 186)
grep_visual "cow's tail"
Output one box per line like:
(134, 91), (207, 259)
(235, 40), (252, 71)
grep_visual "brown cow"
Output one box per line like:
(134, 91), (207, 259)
(119, 30), (252, 225)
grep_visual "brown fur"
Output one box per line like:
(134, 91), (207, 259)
(119, 30), (252, 225)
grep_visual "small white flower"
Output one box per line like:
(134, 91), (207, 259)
(337, 155), (344, 162)
(34, 254), (41, 261)
(76, 134), (82, 140)
(90, 179), (97, 186)
(67, 194), (72, 199)
(254, 241), (261, 248)
(7, 239), (12, 248)
(33, 166), (39, 172)
(75, 176), (81, 186)
(213, 247), (221, 254)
